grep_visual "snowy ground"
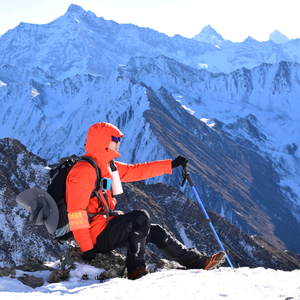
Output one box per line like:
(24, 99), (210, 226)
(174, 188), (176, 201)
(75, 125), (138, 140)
(0, 263), (299, 300)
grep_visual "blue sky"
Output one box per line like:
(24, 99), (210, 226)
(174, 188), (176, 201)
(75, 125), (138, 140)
(0, 0), (299, 42)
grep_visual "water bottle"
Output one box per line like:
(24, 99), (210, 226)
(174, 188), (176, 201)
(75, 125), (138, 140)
(110, 160), (123, 195)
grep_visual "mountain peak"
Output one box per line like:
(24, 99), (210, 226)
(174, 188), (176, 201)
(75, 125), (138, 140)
(200, 24), (217, 34)
(269, 30), (289, 44)
(244, 36), (259, 43)
(65, 4), (87, 20)
(67, 4), (85, 13)
(192, 25), (230, 47)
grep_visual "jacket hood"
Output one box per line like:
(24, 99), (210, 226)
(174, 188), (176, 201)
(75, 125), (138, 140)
(85, 122), (123, 165)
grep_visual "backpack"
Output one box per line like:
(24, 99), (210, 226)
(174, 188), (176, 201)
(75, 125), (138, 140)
(47, 156), (111, 242)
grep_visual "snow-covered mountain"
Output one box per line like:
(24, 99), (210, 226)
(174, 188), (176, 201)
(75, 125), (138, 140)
(119, 56), (300, 249)
(193, 25), (232, 48)
(269, 30), (290, 44)
(0, 63), (163, 164)
(0, 5), (215, 79)
(0, 3), (300, 262)
(0, 4), (299, 77)
(120, 56), (300, 120)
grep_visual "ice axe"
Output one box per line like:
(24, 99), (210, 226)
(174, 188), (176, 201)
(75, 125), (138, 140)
(181, 163), (234, 268)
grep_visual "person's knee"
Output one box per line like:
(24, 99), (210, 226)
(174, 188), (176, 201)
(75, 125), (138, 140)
(134, 209), (150, 226)
(131, 209), (151, 237)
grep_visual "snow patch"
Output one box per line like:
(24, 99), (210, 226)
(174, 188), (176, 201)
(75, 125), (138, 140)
(0, 80), (7, 88)
(31, 88), (40, 98)
(176, 221), (195, 248)
(181, 105), (195, 115)
(198, 63), (208, 69)
(201, 118), (216, 129)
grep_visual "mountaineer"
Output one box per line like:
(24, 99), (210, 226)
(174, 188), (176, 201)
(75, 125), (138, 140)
(66, 122), (225, 280)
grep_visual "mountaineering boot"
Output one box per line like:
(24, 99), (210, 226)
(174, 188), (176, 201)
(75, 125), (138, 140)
(127, 266), (149, 280)
(203, 251), (226, 270)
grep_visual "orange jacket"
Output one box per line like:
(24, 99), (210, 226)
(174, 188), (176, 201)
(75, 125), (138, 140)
(65, 122), (172, 252)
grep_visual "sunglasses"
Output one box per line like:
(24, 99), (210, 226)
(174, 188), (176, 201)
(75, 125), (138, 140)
(112, 136), (121, 143)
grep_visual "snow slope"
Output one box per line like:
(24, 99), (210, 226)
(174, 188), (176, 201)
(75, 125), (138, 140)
(0, 264), (299, 299)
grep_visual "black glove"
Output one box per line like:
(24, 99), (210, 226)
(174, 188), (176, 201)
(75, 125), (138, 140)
(82, 248), (96, 261)
(171, 156), (188, 169)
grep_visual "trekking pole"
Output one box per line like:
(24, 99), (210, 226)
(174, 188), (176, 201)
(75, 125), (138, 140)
(181, 164), (234, 268)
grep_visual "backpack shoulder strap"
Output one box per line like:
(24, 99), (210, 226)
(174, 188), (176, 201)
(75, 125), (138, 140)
(78, 156), (111, 224)
(79, 156), (101, 193)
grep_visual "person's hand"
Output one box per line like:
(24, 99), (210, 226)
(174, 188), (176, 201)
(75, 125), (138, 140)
(171, 156), (188, 169)
(82, 249), (96, 261)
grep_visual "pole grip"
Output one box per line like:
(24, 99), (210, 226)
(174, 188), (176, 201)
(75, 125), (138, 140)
(181, 165), (194, 187)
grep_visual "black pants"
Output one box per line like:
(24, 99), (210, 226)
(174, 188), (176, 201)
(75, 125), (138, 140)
(94, 210), (208, 272)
